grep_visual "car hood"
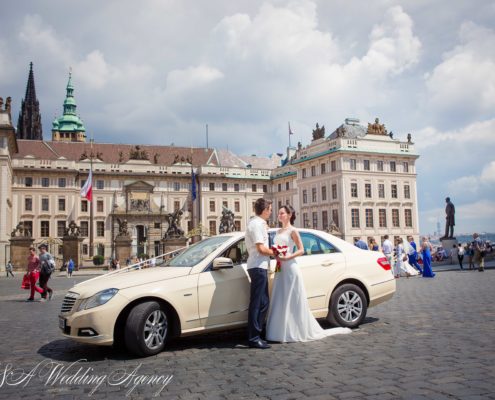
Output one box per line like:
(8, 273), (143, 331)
(71, 267), (192, 298)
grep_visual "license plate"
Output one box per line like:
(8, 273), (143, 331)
(59, 317), (66, 330)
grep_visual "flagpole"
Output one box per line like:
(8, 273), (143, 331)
(89, 134), (94, 257)
(288, 122), (292, 149)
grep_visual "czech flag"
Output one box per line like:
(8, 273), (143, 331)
(80, 169), (93, 202)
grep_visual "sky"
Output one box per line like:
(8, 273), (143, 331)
(1, 0), (494, 235)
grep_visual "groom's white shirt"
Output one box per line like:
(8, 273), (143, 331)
(245, 216), (269, 270)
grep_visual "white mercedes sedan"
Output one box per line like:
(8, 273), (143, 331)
(59, 229), (395, 356)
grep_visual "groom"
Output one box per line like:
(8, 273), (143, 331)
(245, 198), (275, 349)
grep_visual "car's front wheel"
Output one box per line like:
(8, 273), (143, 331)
(125, 301), (168, 356)
(327, 284), (367, 328)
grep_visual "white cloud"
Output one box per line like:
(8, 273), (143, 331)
(480, 160), (495, 183)
(74, 50), (111, 90)
(165, 65), (224, 95)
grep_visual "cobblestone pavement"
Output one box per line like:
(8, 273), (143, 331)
(0, 269), (494, 399)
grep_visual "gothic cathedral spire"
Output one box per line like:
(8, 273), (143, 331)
(17, 62), (43, 140)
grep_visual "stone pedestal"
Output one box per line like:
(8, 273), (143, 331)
(9, 237), (34, 271)
(62, 236), (84, 270)
(440, 238), (458, 257)
(161, 237), (188, 260)
(115, 236), (132, 265)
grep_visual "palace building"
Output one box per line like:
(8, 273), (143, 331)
(0, 68), (419, 269)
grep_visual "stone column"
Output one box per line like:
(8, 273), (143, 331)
(62, 236), (84, 270)
(161, 237), (188, 260)
(441, 238), (458, 258)
(9, 237), (34, 272)
(115, 236), (132, 265)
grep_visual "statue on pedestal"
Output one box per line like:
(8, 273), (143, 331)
(116, 218), (130, 237)
(64, 220), (81, 237)
(219, 207), (235, 233)
(11, 222), (31, 237)
(165, 209), (184, 238)
(440, 197), (455, 240)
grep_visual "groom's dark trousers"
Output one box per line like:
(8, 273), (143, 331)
(247, 267), (269, 343)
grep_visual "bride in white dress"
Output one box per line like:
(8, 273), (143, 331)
(266, 205), (352, 342)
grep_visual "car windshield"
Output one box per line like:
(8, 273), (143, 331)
(163, 236), (232, 267)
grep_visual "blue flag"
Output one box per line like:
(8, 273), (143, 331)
(191, 168), (197, 201)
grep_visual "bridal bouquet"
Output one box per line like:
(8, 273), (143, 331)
(271, 245), (289, 272)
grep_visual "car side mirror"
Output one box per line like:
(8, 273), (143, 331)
(212, 257), (234, 270)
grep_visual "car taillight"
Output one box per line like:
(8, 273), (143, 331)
(377, 257), (391, 271)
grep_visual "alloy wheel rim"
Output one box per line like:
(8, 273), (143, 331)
(337, 290), (363, 322)
(143, 310), (167, 350)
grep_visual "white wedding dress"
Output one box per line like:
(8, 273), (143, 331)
(266, 228), (352, 342)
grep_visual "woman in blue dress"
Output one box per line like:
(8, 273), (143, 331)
(421, 237), (435, 278)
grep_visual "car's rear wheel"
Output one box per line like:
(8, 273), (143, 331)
(125, 301), (168, 356)
(327, 284), (367, 328)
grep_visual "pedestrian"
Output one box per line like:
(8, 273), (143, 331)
(245, 198), (275, 349)
(354, 236), (369, 250)
(467, 243), (475, 270)
(407, 236), (423, 275)
(369, 238), (379, 251)
(382, 235), (393, 271)
(126, 257), (131, 266)
(6, 260), (14, 277)
(150, 255), (156, 268)
(421, 237), (435, 278)
(38, 244), (54, 301)
(26, 247), (44, 301)
(394, 237), (407, 278)
(67, 257), (74, 277)
(472, 233), (485, 272)
(457, 243), (465, 270)
(115, 259), (121, 270)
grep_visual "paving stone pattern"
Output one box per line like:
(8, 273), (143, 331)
(0, 270), (494, 399)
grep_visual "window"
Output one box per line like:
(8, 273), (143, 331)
(365, 183), (372, 198)
(40, 221), (50, 237)
(25, 177), (33, 187)
(322, 186), (327, 201)
(57, 221), (66, 237)
(80, 221), (89, 237)
(403, 162), (409, 173)
(25, 197), (32, 211)
(234, 201), (240, 213)
(234, 220), (241, 231)
(311, 166), (316, 176)
(303, 213), (309, 228)
(41, 198), (49, 212)
(404, 185), (410, 199)
(302, 190), (308, 204)
(58, 198), (66, 212)
(312, 188), (317, 202)
(97, 221), (105, 237)
(312, 212), (318, 228)
(321, 163), (326, 174)
(364, 160), (370, 171)
(332, 210), (339, 227)
(96, 180), (104, 190)
(173, 182), (180, 191)
(174, 201), (180, 211)
(377, 161), (384, 172)
(392, 209), (400, 227)
(378, 184), (385, 198)
(154, 222), (161, 229)
(81, 200), (88, 212)
(322, 211), (328, 230)
(263, 184), (267, 193)
(209, 220), (216, 236)
(222, 183), (228, 191)
(278, 183), (281, 192)
(286, 182), (289, 190)
(390, 161), (396, 172)
(80, 179), (86, 188)
(222, 201), (228, 209)
(97, 200), (104, 212)
(302, 168), (307, 178)
(351, 209), (360, 228)
(405, 209), (413, 227)
(209, 182), (215, 191)
(252, 184), (257, 192)
(351, 183), (358, 198)
(331, 160), (336, 172)
(365, 209), (374, 228)
(222, 239), (249, 265)
(379, 209), (387, 227)
(350, 159), (357, 170)
(58, 178), (66, 188)
(391, 184), (398, 198)
(209, 200), (215, 212)
(234, 183), (240, 192)
(82, 244), (88, 255)
(299, 232), (338, 255)
(332, 184), (337, 199)
(41, 177), (49, 187)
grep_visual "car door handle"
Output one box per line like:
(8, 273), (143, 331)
(322, 261), (333, 267)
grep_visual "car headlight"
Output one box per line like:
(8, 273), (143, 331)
(77, 288), (119, 311)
